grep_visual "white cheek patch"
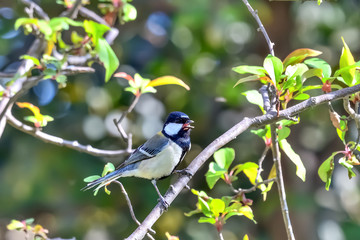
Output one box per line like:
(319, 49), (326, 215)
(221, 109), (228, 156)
(164, 123), (183, 136)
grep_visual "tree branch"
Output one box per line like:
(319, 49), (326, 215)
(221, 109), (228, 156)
(126, 84), (360, 240)
(21, 0), (50, 20)
(241, 0), (275, 55)
(6, 113), (131, 158)
(270, 124), (295, 240)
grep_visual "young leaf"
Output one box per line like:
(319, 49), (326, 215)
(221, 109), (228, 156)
(122, 3), (137, 22)
(284, 63), (309, 83)
(283, 48), (322, 68)
(102, 162), (115, 177)
(198, 217), (216, 224)
(339, 37), (356, 86)
(84, 175), (101, 182)
(293, 93), (310, 100)
(243, 234), (249, 240)
(339, 157), (356, 179)
(147, 76), (190, 90)
(279, 139), (306, 181)
(277, 127), (290, 141)
(213, 148), (235, 170)
(83, 20), (110, 45)
(318, 153), (336, 190)
(210, 199), (225, 217)
(20, 55), (40, 66)
(242, 90), (264, 112)
(232, 65), (266, 75)
(301, 68), (324, 82)
(205, 162), (227, 189)
(263, 54), (283, 85)
(96, 38), (119, 82)
(233, 75), (260, 88)
(304, 58), (331, 79)
(7, 220), (25, 230)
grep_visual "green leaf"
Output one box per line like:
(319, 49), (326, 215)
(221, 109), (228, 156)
(304, 58), (331, 79)
(339, 157), (356, 179)
(56, 75), (67, 84)
(283, 48), (322, 68)
(277, 127), (290, 141)
(242, 90), (264, 112)
(20, 55), (40, 66)
(301, 68), (324, 82)
(37, 20), (52, 39)
(293, 93), (310, 100)
(263, 54), (283, 85)
(210, 199), (225, 217)
(251, 128), (267, 139)
(213, 148), (235, 170)
(284, 63), (308, 84)
(198, 197), (212, 217)
(184, 208), (202, 217)
(24, 115), (38, 124)
(96, 38), (119, 82)
(7, 220), (24, 230)
(205, 162), (226, 189)
(243, 234), (249, 240)
(84, 175), (101, 182)
(233, 75), (260, 87)
(233, 162), (258, 180)
(339, 37), (356, 86)
(14, 18), (38, 30)
(198, 217), (216, 224)
(232, 65), (266, 75)
(122, 3), (137, 22)
(49, 17), (83, 32)
(84, 20), (110, 45)
(318, 153), (336, 190)
(102, 162), (115, 177)
(279, 139), (306, 181)
(224, 205), (256, 223)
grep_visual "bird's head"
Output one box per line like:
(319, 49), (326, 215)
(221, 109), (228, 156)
(162, 111), (194, 138)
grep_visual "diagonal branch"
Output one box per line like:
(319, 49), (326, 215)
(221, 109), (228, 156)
(126, 84), (360, 240)
(6, 113), (132, 158)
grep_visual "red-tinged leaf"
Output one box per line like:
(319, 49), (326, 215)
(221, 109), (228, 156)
(114, 72), (135, 82)
(147, 76), (190, 90)
(16, 102), (40, 117)
(283, 48), (322, 67)
(233, 75), (260, 88)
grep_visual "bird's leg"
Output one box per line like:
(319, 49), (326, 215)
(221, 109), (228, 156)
(151, 180), (169, 210)
(174, 168), (193, 177)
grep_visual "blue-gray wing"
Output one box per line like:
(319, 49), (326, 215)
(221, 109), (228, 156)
(116, 132), (169, 169)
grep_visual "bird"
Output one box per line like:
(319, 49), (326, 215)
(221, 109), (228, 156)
(82, 111), (194, 208)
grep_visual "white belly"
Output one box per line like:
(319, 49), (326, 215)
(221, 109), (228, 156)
(122, 141), (183, 179)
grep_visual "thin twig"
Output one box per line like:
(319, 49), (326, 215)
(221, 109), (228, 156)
(241, 0), (296, 239)
(126, 84), (360, 240)
(270, 124), (295, 240)
(6, 113), (132, 158)
(255, 146), (270, 184)
(241, 0), (275, 55)
(113, 181), (156, 240)
(60, 0), (83, 19)
(21, 0), (50, 20)
(113, 95), (140, 141)
(218, 232), (224, 240)
(233, 178), (276, 194)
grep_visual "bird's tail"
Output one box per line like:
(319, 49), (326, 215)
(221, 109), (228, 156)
(81, 169), (123, 192)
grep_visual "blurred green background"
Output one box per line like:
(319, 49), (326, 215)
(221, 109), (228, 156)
(1, 0), (360, 239)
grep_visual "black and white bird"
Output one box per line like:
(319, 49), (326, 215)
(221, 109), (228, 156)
(82, 111), (194, 207)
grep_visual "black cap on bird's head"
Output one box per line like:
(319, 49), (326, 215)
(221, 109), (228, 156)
(162, 111), (194, 137)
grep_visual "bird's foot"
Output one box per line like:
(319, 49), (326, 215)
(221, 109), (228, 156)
(174, 168), (193, 177)
(158, 196), (169, 211)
